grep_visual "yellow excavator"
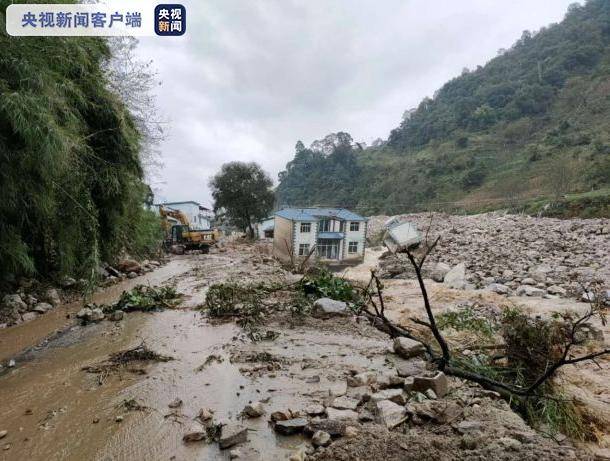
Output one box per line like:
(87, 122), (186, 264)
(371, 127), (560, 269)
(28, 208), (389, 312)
(159, 206), (220, 254)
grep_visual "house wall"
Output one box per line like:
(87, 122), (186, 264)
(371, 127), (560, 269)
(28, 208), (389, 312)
(342, 220), (367, 262)
(272, 216), (294, 263)
(293, 220), (318, 255)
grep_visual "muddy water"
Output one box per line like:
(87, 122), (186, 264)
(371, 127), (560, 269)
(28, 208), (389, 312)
(0, 251), (393, 460)
(0, 258), (195, 363)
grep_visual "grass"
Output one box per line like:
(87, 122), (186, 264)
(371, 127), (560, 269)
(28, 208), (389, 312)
(436, 305), (496, 338)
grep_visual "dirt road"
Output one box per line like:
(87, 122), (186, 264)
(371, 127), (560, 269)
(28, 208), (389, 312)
(0, 245), (607, 460)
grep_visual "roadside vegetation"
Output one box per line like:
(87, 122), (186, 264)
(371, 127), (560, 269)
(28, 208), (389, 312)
(0, 5), (163, 287)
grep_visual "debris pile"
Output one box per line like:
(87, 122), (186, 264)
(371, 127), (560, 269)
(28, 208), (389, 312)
(372, 212), (610, 300)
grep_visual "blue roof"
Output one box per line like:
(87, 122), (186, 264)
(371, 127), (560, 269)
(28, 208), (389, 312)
(318, 232), (344, 239)
(275, 207), (366, 222)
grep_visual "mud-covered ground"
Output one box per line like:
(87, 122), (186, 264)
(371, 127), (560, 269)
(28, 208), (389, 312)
(0, 243), (608, 460)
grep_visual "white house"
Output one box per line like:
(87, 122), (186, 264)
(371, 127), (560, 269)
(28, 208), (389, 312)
(154, 201), (214, 230)
(255, 217), (275, 239)
(273, 208), (367, 264)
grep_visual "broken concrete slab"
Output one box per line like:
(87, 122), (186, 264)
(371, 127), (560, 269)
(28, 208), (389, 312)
(412, 372), (449, 398)
(305, 419), (347, 437)
(383, 221), (422, 253)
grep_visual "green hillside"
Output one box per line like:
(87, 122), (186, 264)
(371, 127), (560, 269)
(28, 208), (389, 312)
(276, 0), (610, 217)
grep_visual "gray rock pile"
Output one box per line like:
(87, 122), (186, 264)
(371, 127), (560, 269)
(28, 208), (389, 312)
(372, 212), (609, 300)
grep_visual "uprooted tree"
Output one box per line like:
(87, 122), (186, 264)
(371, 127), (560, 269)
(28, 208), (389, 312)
(359, 236), (609, 437)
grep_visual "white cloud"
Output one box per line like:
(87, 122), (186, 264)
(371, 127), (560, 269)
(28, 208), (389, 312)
(135, 0), (579, 206)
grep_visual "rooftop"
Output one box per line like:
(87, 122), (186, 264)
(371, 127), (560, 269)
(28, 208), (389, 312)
(275, 207), (366, 222)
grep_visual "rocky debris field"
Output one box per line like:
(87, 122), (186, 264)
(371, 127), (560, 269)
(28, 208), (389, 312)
(0, 241), (607, 460)
(371, 212), (610, 302)
(0, 258), (164, 328)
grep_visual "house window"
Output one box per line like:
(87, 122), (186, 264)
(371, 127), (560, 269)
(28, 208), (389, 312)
(348, 242), (358, 253)
(300, 222), (311, 233)
(298, 244), (310, 256)
(350, 222), (360, 232)
(319, 219), (330, 232)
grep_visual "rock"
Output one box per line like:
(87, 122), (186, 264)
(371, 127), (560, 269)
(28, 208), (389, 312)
(327, 380), (348, 397)
(89, 308), (105, 322)
(45, 288), (61, 307)
(274, 418), (308, 435)
(393, 337), (426, 359)
(24, 295), (37, 307)
(487, 283), (509, 295)
(219, 425), (248, 449)
(547, 285), (567, 296)
(455, 420), (483, 435)
(521, 277), (536, 286)
(0, 431), (7, 439)
(60, 276), (77, 288)
(8, 359), (15, 367)
(516, 285), (545, 297)
(2, 294), (27, 312)
(76, 307), (92, 319)
(412, 372), (449, 398)
(330, 396), (359, 411)
(344, 426), (359, 437)
(444, 263), (467, 289)
(21, 312), (38, 322)
(117, 259), (141, 273)
(127, 272), (138, 279)
(311, 430), (331, 448)
(395, 360), (426, 377)
(529, 265), (551, 283)
(288, 447), (307, 461)
(424, 389), (437, 399)
(109, 310), (124, 321)
(32, 302), (53, 314)
(581, 291), (596, 303)
(243, 401), (265, 418)
(305, 404), (325, 416)
(325, 408), (359, 421)
(197, 408), (214, 421)
(431, 262), (451, 282)
(270, 410), (292, 422)
(375, 399), (406, 429)
(312, 298), (348, 318)
(229, 449), (241, 459)
(305, 419), (347, 437)
(183, 432), (207, 443)
(370, 388), (406, 405)
(376, 373), (404, 389)
(347, 372), (376, 387)
(168, 398), (183, 409)
(115, 415), (124, 422)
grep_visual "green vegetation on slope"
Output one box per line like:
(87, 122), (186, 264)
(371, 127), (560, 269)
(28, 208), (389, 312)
(277, 0), (610, 216)
(0, 0), (162, 282)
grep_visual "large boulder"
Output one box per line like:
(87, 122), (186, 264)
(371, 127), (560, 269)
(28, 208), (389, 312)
(444, 263), (467, 289)
(117, 259), (141, 274)
(312, 298), (348, 318)
(32, 302), (53, 314)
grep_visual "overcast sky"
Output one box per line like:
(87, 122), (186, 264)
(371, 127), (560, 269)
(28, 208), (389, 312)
(135, 0), (579, 207)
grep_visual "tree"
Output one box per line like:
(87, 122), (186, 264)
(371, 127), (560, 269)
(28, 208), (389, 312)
(209, 162), (274, 238)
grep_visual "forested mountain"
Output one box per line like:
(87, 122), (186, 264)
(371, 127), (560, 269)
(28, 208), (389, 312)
(276, 0), (610, 216)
